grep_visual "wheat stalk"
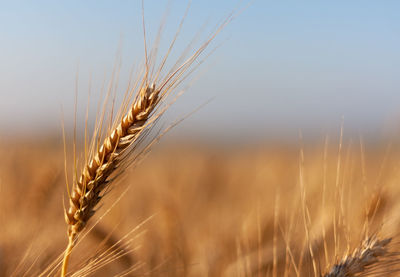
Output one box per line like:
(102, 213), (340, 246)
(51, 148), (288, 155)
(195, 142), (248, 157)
(60, 7), (235, 276)
(324, 236), (394, 277)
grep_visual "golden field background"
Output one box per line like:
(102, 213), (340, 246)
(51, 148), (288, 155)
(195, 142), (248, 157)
(1, 135), (400, 276)
(1, 2), (399, 276)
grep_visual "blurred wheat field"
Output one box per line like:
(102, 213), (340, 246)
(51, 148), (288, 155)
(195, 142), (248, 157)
(1, 136), (400, 276)
(1, 2), (400, 275)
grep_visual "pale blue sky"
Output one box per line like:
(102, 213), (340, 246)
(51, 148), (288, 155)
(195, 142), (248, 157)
(1, 1), (400, 139)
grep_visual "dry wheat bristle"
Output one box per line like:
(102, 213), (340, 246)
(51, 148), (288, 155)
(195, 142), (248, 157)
(324, 236), (393, 277)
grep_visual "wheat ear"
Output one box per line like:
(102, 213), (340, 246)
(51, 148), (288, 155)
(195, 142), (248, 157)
(59, 6), (236, 274)
(61, 83), (161, 276)
(324, 236), (393, 277)
(64, 84), (159, 238)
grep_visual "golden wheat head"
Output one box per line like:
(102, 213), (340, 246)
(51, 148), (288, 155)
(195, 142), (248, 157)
(64, 84), (159, 240)
(60, 6), (235, 276)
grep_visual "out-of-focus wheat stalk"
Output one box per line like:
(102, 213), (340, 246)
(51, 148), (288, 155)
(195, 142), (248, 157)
(324, 236), (394, 277)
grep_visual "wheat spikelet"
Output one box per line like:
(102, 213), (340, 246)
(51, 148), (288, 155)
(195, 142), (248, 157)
(324, 236), (394, 277)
